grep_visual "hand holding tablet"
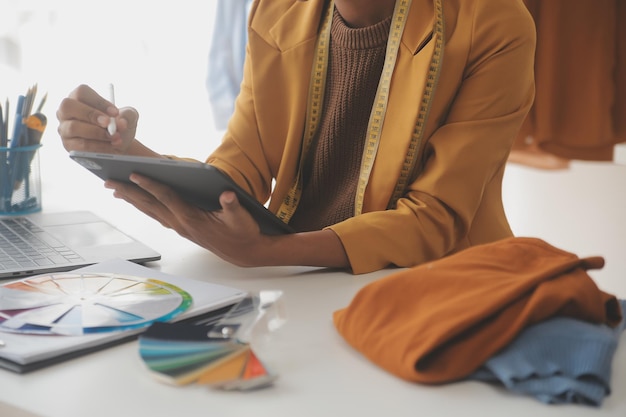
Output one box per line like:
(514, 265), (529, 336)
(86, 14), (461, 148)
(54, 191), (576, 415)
(69, 151), (294, 236)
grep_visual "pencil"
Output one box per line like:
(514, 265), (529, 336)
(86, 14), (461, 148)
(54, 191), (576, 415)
(36, 92), (48, 113)
(0, 100), (5, 148)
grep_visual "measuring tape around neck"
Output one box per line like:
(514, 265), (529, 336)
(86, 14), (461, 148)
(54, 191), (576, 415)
(388, 0), (445, 209)
(354, 0), (412, 216)
(277, 0), (445, 222)
(276, 0), (335, 223)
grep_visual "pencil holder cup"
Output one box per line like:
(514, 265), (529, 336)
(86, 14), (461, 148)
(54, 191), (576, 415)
(0, 144), (42, 215)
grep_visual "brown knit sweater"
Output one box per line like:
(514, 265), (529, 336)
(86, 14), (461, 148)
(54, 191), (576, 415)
(289, 10), (391, 232)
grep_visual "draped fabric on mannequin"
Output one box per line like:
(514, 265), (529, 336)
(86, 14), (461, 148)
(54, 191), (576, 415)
(511, 0), (626, 163)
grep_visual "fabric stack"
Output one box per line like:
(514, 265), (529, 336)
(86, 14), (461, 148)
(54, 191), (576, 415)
(333, 237), (624, 406)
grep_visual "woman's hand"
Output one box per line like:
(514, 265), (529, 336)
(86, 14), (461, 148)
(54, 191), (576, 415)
(105, 173), (273, 267)
(56, 84), (138, 154)
(105, 173), (350, 269)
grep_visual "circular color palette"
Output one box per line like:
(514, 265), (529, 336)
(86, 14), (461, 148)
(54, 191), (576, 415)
(0, 273), (192, 336)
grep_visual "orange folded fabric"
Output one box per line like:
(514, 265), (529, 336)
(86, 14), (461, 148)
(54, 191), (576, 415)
(333, 237), (622, 384)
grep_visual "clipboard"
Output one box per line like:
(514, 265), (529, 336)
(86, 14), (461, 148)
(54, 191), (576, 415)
(69, 151), (294, 235)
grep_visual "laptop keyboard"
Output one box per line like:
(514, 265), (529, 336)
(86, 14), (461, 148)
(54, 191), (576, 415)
(0, 218), (84, 271)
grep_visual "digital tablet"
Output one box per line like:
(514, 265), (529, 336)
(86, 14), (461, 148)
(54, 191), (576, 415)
(69, 151), (294, 235)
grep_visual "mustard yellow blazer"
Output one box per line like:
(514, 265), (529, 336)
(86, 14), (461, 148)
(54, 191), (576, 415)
(207, 0), (536, 274)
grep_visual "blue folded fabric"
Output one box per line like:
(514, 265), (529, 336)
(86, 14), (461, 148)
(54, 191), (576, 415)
(470, 300), (626, 406)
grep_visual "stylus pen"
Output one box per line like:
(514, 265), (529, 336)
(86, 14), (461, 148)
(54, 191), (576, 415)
(107, 83), (117, 136)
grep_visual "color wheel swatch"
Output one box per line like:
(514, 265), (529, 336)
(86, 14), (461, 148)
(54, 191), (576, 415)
(0, 273), (192, 335)
(139, 321), (277, 390)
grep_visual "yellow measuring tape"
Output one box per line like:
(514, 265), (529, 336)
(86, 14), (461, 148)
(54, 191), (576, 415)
(388, 0), (445, 209)
(277, 0), (445, 222)
(276, 0), (334, 223)
(354, 0), (411, 215)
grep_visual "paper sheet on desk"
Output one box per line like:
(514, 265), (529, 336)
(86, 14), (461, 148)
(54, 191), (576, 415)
(0, 259), (247, 372)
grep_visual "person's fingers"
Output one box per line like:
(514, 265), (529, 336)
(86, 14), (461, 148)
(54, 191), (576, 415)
(105, 179), (178, 230)
(218, 191), (261, 234)
(57, 118), (112, 142)
(68, 84), (117, 116)
(118, 107), (139, 128)
(129, 174), (180, 210)
(57, 97), (113, 130)
(125, 174), (197, 232)
(219, 191), (239, 213)
(108, 107), (139, 151)
(57, 95), (139, 152)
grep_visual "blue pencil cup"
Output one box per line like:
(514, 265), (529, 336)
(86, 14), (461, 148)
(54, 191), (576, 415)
(0, 144), (42, 215)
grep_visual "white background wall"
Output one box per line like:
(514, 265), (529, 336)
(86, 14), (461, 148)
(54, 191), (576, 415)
(0, 0), (221, 167)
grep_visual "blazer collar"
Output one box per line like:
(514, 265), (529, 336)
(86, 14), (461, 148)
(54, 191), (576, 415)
(266, 1), (327, 52)
(403, 0), (435, 55)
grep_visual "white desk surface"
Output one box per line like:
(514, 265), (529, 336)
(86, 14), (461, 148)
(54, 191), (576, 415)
(1, 147), (625, 417)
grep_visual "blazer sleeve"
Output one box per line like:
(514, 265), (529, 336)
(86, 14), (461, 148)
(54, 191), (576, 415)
(205, 27), (275, 204)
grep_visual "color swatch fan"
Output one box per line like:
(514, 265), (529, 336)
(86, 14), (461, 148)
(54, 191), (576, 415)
(139, 321), (277, 390)
(139, 292), (284, 390)
(0, 273), (192, 335)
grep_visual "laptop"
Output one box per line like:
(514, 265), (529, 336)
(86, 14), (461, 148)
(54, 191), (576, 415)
(0, 210), (161, 279)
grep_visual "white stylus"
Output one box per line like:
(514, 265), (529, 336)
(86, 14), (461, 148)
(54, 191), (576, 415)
(107, 83), (117, 136)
